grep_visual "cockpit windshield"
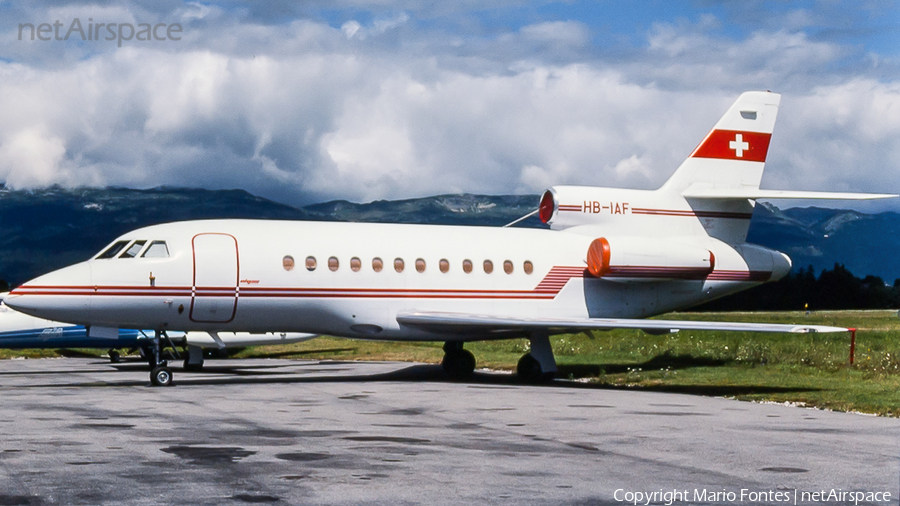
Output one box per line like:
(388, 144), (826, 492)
(96, 240), (129, 259)
(96, 239), (169, 259)
(119, 240), (147, 259)
(142, 241), (169, 258)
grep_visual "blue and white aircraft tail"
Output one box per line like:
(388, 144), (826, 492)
(0, 301), (317, 367)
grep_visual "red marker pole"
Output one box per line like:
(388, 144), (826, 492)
(849, 328), (857, 366)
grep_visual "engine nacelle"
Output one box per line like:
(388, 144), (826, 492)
(539, 186), (670, 231)
(540, 187), (622, 228)
(538, 185), (755, 243)
(585, 237), (715, 282)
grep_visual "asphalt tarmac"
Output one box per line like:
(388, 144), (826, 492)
(0, 357), (897, 506)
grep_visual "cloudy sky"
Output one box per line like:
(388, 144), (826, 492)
(1, 1), (898, 210)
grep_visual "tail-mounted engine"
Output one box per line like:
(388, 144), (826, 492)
(538, 185), (752, 242)
(540, 186), (619, 228)
(585, 237), (715, 282)
(582, 236), (792, 284)
(539, 186), (670, 232)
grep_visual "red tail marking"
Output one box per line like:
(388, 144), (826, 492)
(691, 130), (771, 162)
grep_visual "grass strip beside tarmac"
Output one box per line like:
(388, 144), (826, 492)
(235, 310), (900, 416)
(3, 310), (899, 415)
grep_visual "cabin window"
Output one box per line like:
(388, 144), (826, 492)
(141, 241), (169, 258)
(372, 257), (383, 272)
(523, 260), (533, 274)
(439, 259), (449, 273)
(328, 256), (339, 271)
(503, 260), (513, 274)
(483, 260), (494, 274)
(462, 259), (473, 273)
(119, 240), (147, 259)
(283, 255), (295, 271)
(306, 256), (317, 271)
(350, 257), (361, 272)
(415, 258), (426, 273)
(97, 240), (129, 259)
(394, 258), (405, 272)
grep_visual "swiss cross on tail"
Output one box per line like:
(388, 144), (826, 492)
(690, 129), (772, 162)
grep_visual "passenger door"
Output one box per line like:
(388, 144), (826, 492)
(190, 233), (239, 323)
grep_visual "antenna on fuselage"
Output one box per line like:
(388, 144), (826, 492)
(503, 209), (539, 228)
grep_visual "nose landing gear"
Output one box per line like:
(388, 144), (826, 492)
(151, 366), (173, 387)
(148, 330), (176, 387)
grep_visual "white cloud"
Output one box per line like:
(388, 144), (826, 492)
(768, 79), (900, 198)
(520, 21), (589, 46)
(340, 11), (409, 40)
(0, 127), (67, 187)
(0, 1), (896, 211)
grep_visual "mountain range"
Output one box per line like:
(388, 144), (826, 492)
(0, 186), (897, 287)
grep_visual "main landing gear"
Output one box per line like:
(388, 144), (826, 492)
(517, 332), (557, 384)
(441, 332), (558, 383)
(148, 330), (178, 387)
(442, 342), (476, 381)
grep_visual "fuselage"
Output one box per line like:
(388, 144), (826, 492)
(5, 219), (790, 341)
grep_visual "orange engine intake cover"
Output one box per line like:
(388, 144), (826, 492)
(586, 237), (611, 277)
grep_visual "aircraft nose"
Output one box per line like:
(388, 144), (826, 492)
(5, 262), (92, 324)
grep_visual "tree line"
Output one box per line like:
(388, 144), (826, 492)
(694, 264), (900, 311)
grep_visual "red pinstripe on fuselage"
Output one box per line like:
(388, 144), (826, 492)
(4, 218), (786, 337)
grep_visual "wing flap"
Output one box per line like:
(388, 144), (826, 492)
(397, 311), (848, 334)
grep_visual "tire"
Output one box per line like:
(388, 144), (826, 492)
(150, 367), (173, 387)
(516, 353), (545, 383)
(442, 349), (476, 381)
(108, 350), (120, 363)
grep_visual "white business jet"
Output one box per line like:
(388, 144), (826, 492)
(5, 92), (894, 386)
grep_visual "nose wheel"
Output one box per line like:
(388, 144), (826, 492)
(148, 330), (177, 386)
(151, 366), (173, 386)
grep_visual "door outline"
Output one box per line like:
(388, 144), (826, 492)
(190, 233), (239, 323)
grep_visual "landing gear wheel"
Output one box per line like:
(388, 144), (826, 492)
(517, 353), (553, 383)
(150, 366), (173, 387)
(108, 350), (120, 363)
(442, 349), (476, 381)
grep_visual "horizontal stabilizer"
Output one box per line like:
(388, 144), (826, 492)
(682, 187), (897, 200)
(397, 311), (848, 334)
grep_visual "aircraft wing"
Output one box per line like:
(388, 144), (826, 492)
(396, 311), (849, 335)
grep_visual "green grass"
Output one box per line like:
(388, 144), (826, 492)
(4, 310), (900, 415)
(232, 310), (900, 416)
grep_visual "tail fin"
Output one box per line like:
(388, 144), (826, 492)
(657, 91), (892, 244)
(661, 91), (781, 194)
